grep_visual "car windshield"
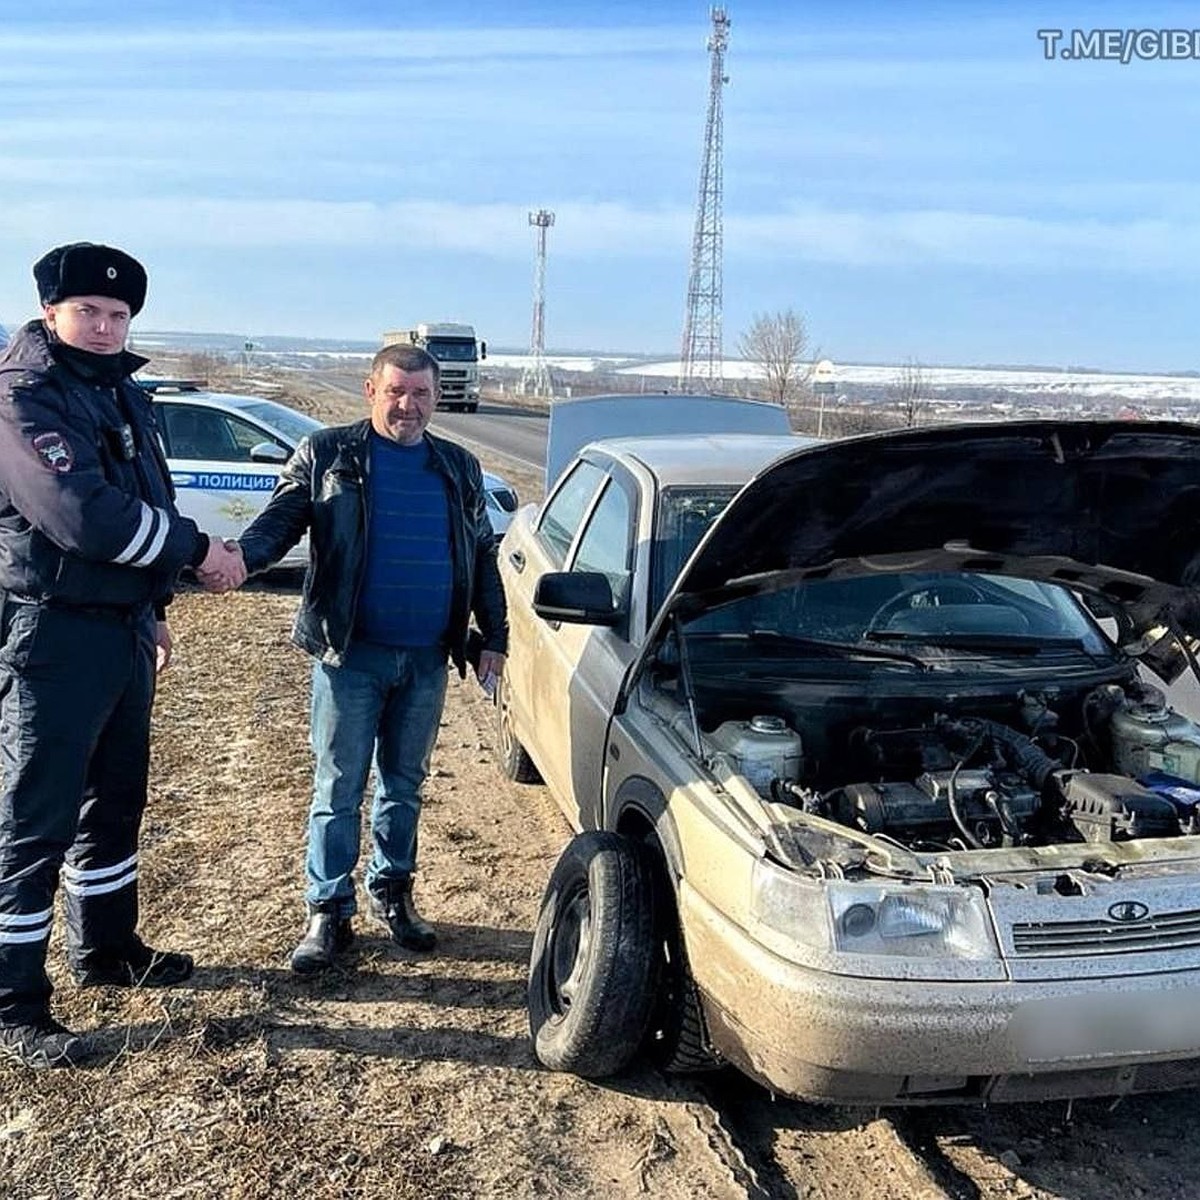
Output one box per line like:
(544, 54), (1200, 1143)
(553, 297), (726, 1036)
(685, 572), (1111, 660)
(233, 400), (324, 445)
(653, 486), (739, 612)
(653, 485), (1113, 665)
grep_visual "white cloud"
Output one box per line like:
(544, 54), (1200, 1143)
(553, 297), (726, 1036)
(0, 198), (686, 257)
(728, 206), (1200, 272)
(0, 25), (688, 63)
(1, 196), (1196, 276)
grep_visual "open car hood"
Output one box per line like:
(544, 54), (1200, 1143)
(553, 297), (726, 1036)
(642, 420), (1200, 677)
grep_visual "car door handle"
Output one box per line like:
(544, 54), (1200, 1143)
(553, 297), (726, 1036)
(509, 550), (526, 572)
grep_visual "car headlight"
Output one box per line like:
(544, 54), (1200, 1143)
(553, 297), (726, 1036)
(828, 883), (998, 959)
(751, 860), (999, 962)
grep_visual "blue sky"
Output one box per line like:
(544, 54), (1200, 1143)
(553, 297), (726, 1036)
(1, 0), (1196, 370)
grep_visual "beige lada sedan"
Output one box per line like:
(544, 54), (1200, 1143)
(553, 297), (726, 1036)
(497, 395), (1200, 1105)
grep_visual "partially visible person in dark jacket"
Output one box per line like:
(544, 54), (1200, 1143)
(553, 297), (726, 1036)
(238, 343), (507, 974)
(0, 242), (246, 1070)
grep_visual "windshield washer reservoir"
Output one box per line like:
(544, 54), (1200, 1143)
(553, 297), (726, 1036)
(707, 716), (804, 797)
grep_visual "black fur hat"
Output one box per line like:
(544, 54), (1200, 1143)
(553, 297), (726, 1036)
(33, 242), (148, 316)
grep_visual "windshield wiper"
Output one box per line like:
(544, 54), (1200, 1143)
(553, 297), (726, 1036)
(747, 630), (930, 670)
(864, 630), (1091, 655)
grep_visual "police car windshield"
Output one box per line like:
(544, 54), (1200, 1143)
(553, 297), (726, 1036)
(235, 401), (324, 445)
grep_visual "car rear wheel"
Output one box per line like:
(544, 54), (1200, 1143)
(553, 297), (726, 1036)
(496, 672), (541, 783)
(528, 831), (659, 1077)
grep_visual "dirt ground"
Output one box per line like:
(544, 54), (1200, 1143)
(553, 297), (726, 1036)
(5, 373), (1200, 1199)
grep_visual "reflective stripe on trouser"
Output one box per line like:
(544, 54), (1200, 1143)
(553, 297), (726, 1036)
(0, 601), (154, 1023)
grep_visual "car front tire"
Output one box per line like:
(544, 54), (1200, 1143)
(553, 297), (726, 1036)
(644, 861), (719, 1075)
(528, 831), (659, 1078)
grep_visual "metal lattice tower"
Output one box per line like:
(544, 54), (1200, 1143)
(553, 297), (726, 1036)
(679, 7), (730, 392)
(520, 209), (555, 397)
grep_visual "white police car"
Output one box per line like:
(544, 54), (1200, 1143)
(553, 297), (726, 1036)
(145, 381), (318, 570)
(146, 381), (517, 568)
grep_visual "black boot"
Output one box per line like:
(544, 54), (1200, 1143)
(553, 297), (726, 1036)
(369, 877), (436, 951)
(0, 1015), (90, 1070)
(73, 938), (194, 988)
(290, 908), (354, 975)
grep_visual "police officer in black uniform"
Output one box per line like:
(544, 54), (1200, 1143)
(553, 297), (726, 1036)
(0, 243), (245, 1069)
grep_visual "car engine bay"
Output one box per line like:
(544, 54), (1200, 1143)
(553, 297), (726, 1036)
(687, 675), (1200, 854)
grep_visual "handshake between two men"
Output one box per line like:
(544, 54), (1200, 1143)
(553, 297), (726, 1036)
(195, 536), (247, 594)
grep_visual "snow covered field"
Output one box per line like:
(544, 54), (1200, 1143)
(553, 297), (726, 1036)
(96, 330), (1200, 410)
(489, 354), (1200, 407)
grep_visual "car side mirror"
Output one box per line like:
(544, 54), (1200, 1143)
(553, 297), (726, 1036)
(249, 441), (289, 464)
(533, 572), (623, 626)
(479, 340), (487, 360)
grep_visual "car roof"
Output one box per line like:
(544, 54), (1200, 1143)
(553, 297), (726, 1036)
(586, 433), (815, 488)
(148, 388), (272, 411)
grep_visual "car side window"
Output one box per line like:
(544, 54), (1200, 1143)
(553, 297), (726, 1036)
(571, 478), (632, 608)
(536, 460), (605, 567)
(160, 405), (277, 463)
(226, 417), (282, 456)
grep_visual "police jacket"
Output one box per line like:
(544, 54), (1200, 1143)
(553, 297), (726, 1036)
(0, 321), (207, 612)
(238, 420), (508, 675)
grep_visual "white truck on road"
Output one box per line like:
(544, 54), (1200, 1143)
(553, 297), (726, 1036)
(382, 321), (486, 412)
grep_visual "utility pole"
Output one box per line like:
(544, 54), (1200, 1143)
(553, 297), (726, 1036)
(520, 209), (555, 397)
(679, 7), (730, 392)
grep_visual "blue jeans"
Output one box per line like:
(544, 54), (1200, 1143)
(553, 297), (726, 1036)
(306, 641), (448, 916)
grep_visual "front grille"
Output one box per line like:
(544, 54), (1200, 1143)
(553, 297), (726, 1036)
(1012, 907), (1200, 956)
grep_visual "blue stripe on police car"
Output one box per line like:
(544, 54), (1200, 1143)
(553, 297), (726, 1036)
(171, 473), (276, 491)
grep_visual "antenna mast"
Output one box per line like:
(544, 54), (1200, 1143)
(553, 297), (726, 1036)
(520, 208), (555, 397)
(679, 7), (730, 392)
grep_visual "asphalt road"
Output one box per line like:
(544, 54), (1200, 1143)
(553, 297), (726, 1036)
(431, 401), (548, 477)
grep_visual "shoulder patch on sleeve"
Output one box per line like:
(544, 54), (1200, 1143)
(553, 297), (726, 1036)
(31, 431), (75, 473)
(5, 376), (42, 403)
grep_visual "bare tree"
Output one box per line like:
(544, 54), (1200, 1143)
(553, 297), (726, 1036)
(892, 357), (928, 427)
(738, 310), (811, 406)
(177, 350), (231, 385)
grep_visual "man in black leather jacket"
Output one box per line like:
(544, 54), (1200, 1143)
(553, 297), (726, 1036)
(0, 242), (245, 1070)
(239, 343), (507, 973)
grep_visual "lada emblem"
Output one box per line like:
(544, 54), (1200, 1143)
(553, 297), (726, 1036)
(1108, 900), (1150, 922)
